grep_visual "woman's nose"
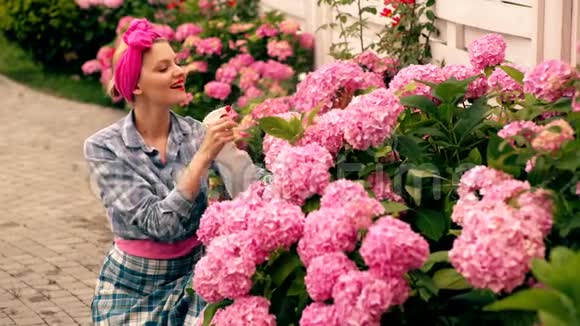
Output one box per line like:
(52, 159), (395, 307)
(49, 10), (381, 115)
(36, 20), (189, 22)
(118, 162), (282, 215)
(173, 65), (185, 78)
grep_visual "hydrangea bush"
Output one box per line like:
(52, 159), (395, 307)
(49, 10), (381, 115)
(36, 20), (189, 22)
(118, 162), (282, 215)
(192, 33), (580, 325)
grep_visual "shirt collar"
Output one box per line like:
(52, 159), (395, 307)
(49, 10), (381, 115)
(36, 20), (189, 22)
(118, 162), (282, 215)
(121, 110), (191, 151)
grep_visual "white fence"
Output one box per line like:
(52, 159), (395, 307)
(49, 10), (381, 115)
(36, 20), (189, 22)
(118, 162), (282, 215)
(260, 0), (580, 68)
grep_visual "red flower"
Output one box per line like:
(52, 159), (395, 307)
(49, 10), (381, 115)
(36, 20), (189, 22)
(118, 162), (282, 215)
(227, 0), (237, 6)
(380, 7), (393, 17)
(391, 15), (401, 27)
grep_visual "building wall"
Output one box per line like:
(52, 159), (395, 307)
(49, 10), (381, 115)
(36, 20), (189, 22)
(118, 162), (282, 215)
(260, 0), (579, 68)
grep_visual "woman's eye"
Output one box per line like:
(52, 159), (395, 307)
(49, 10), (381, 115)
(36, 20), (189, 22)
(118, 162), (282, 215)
(159, 67), (168, 72)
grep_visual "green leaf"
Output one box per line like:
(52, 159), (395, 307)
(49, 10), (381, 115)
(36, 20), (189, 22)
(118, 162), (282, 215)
(203, 302), (224, 326)
(360, 6), (377, 15)
(258, 116), (302, 142)
(286, 270), (306, 296)
(432, 268), (471, 290)
(484, 288), (576, 323)
(450, 289), (496, 305)
(421, 251), (449, 272)
(426, 0), (435, 6)
(270, 251), (303, 286)
(400, 95), (438, 116)
(185, 288), (195, 297)
(382, 201), (409, 215)
(302, 196), (321, 214)
(408, 167), (440, 179)
(405, 184), (422, 206)
(465, 148), (482, 165)
(305, 104), (322, 128)
(454, 98), (491, 138)
(410, 270), (439, 301)
(426, 76), (478, 104)
(499, 65), (524, 85)
(425, 10), (435, 21)
(414, 209), (448, 241)
(486, 135), (521, 177)
(396, 135), (424, 161)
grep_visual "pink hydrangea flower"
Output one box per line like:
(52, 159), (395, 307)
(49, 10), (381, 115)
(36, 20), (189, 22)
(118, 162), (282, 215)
(279, 19), (300, 35)
(576, 181), (580, 196)
(449, 202), (545, 293)
(193, 232), (259, 301)
(300, 303), (339, 326)
(305, 252), (357, 301)
(442, 64), (488, 99)
(515, 189), (554, 237)
(239, 67), (260, 91)
(180, 92), (193, 107)
(228, 53), (255, 70)
(467, 33), (507, 70)
(299, 32), (315, 49)
(100, 67), (113, 87)
(256, 23), (278, 38)
(498, 120), (542, 145)
(96, 46), (114, 69)
(216, 65), (238, 84)
(294, 61), (386, 114)
(197, 201), (249, 245)
(245, 86), (264, 101)
(175, 23), (202, 42)
(360, 216), (429, 278)
(247, 199), (305, 256)
(251, 96), (292, 120)
(261, 60), (295, 81)
(229, 23), (255, 34)
(115, 16), (134, 34)
(488, 64), (527, 102)
(267, 40), (294, 61)
(271, 143), (334, 205)
(524, 59), (575, 102)
(573, 90), (580, 112)
(389, 64), (446, 98)
(298, 109), (346, 155)
(263, 134), (291, 171)
(196, 37), (222, 56)
(531, 119), (575, 153)
(455, 165), (513, 201)
(81, 59), (101, 75)
(332, 271), (393, 325)
(176, 48), (191, 61)
(298, 207), (357, 266)
(103, 0), (123, 8)
(354, 50), (381, 71)
(186, 61), (208, 73)
(343, 88), (405, 150)
(154, 25), (175, 41)
(211, 296), (276, 326)
(320, 179), (385, 230)
(367, 171), (403, 202)
(204, 81), (231, 100)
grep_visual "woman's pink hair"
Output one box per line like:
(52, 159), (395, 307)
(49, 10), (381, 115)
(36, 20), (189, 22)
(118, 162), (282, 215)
(113, 18), (162, 102)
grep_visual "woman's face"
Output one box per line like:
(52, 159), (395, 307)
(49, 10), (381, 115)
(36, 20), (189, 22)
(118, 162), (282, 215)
(134, 41), (187, 106)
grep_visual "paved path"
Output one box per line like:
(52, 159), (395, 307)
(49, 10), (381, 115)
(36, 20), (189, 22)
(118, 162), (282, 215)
(0, 75), (124, 325)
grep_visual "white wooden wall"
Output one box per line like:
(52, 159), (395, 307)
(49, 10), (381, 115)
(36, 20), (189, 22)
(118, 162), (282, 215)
(260, 0), (579, 68)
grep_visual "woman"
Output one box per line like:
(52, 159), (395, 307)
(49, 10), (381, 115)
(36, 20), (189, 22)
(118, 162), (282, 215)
(84, 18), (262, 325)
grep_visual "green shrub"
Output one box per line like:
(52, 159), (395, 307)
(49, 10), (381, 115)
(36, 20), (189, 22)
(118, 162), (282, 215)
(0, 0), (114, 70)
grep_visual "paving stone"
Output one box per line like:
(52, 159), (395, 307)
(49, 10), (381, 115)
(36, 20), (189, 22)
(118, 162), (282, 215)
(0, 75), (122, 325)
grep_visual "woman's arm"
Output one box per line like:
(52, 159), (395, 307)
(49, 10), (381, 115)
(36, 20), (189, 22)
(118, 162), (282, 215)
(84, 117), (237, 242)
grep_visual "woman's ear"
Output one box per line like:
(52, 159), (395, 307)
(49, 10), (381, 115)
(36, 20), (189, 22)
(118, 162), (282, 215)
(133, 84), (143, 96)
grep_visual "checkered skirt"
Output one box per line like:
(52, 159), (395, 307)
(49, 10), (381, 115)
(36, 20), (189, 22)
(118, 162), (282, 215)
(91, 245), (206, 325)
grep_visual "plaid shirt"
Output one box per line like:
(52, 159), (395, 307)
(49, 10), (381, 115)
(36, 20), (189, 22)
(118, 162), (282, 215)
(85, 110), (233, 243)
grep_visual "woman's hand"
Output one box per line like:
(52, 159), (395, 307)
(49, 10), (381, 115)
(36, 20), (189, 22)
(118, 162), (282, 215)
(198, 117), (238, 163)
